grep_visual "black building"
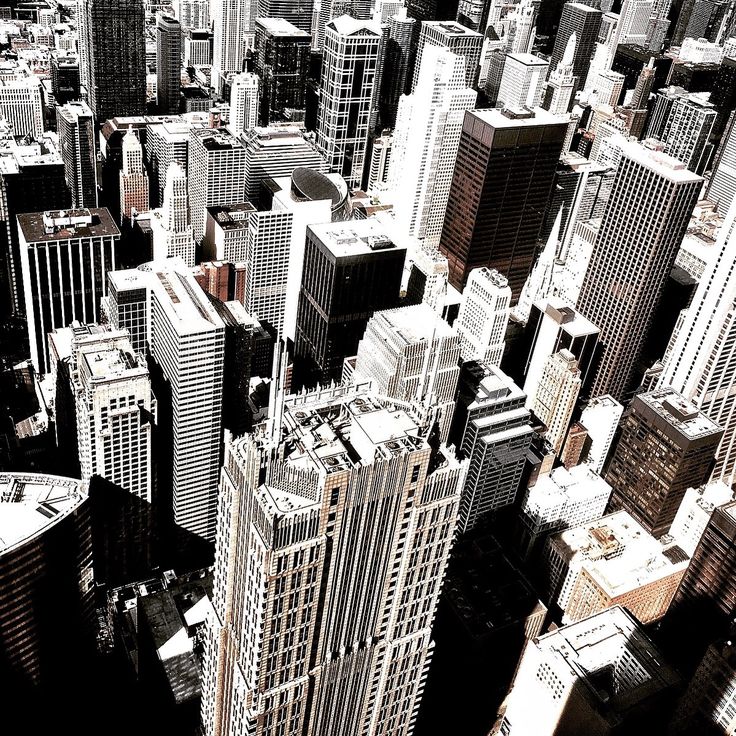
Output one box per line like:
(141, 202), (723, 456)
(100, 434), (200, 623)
(156, 15), (182, 115)
(549, 2), (602, 88)
(50, 52), (80, 105)
(710, 56), (736, 139)
(612, 44), (673, 97)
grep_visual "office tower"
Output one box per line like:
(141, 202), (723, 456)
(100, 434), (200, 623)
(706, 117), (736, 212)
(450, 361), (534, 532)
(106, 259), (225, 546)
(315, 0), (374, 50)
(455, 267), (511, 366)
(56, 101), (97, 209)
(483, 48), (507, 104)
(156, 14), (182, 115)
(188, 127), (247, 242)
(521, 299), (600, 405)
(119, 127), (149, 220)
(201, 385), (466, 736)
(576, 142), (701, 400)
(673, 0), (728, 44)
(351, 303), (461, 441)
(709, 56), (736, 140)
(669, 480), (734, 556)
(543, 33), (577, 114)
(146, 120), (197, 207)
(78, 0), (145, 121)
(412, 20), (482, 91)
(544, 510), (689, 624)
(257, 0), (311, 34)
(497, 53), (548, 108)
(630, 57), (655, 109)
(254, 18), (310, 126)
(440, 108), (568, 300)
(0, 72), (43, 138)
(204, 203), (292, 334)
(518, 464), (612, 560)
(211, 0), (255, 92)
(316, 16), (382, 189)
(388, 46), (476, 245)
(0, 473), (93, 690)
(51, 51), (80, 104)
(242, 126), (329, 202)
(549, 3), (602, 90)
(645, 87), (716, 172)
(378, 8), (415, 128)
(20, 209), (119, 375)
(592, 69), (625, 106)
(176, 0), (209, 29)
(579, 394), (623, 472)
(150, 161), (195, 265)
(294, 219), (406, 387)
(499, 607), (680, 735)
(367, 130), (392, 191)
(228, 72), (260, 134)
(605, 388), (722, 538)
(185, 28), (212, 66)
(531, 349), (581, 455)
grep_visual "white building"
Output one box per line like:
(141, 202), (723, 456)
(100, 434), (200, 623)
(211, 0), (255, 92)
(707, 120), (736, 214)
(544, 33), (577, 116)
(679, 36), (724, 64)
(105, 259), (225, 544)
(228, 71), (259, 135)
(454, 267), (510, 366)
(351, 303), (461, 441)
(579, 394), (624, 472)
(551, 218), (598, 306)
(201, 384), (466, 736)
(119, 127), (149, 220)
(388, 46), (476, 246)
(0, 72), (43, 137)
(151, 161), (195, 265)
(543, 510), (690, 625)
(497, 52), (548, 109)
(316, 15), (382, 188)
(498, 607), (680, 736)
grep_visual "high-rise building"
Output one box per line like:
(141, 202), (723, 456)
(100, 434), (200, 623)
(316, 15), (382, 189)
(254, 18), (310, 126)
(351, 303), (461, 441)
(78, 0), (146, 121)
(176, 0), (209, 30)
(228, 71), (260, 134)
(105, 259), (225, 546)
(211, 0), (255, 92)
(256, 0), (312, 35)
(706, 116), (736, 213)
(378, 8), (415, 128)
(499, 607), (680, 735)
(294, 219), (406, 387)
(156, 14), (182, 115)
(605, 387), (722, 538)
(388, 45), (476, 245)
(51, 51), (81, 105)
(439, 107), (568, 300)
(204, 202), (292, 335)
(449, 360), (534, 532)
(0, 473), (93, 690)
(56, 101), (97, 209)
(455, 267), (511, 366)
(185, 28), (212, 67)
(150, 161), (195, 265)
(20, 208), (119, 375)
(543, 33), (578, 115)
(497, 53), (549, 109)
(367, 130), (392, 191)
(188, 127), (247, 241)
(0, 72), (44, 137)
(645, 87), (716, 173)
(119, 127), (149, 220)
(549, 3), (602, 90)
(578, 394), (623, 473)
(411, 20), (483, 91)
(201, 384), (466, 736)
(531, 349), (582, 455)
(145, 119), (201, 207)
(576, 142), (702, 400)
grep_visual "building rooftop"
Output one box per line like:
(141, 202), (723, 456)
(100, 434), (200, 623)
(507, 52), (549, 66)
(309, 219), (404, 259)
(422, 20), (483, 38)
(523, 464), (611, 517)
(469, 106), (569, 129)
(17, 208), (120, 243)
(372, 303), (455, 346)
(0, 472), (87, 555)
(537, 297), (600, 337)
(82, 346), (144, 380)
(207, 202), (256, 231)
(191, 126), (245, 152)
(622, 139), (704, 183)
(468, 361), (527, 408)
(327, 14), (382, 37)
(637, 387), (723, 442)
(256, 16), (310, 37)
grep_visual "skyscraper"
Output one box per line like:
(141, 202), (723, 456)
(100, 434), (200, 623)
(211, 0), (255, 92)
(455, 267), (511, 366)
(188, 127), (247, 242)
(256, 0), (312, 35)
(316, 15), (383, 189)
(578, 394), (623, 473)
(439, 107), (568, 300)
(56, 101), (97, 209)
(156, 14), (182, 115)
(388, 45), (476, 245)
(119, 127), (149, 220)
(411, 20), (483, 91)
(150, 161), (195, 265)
(105, 259), (225, 547)
(253, 18), (310, 125)
(497, 53), (549, 109)
(576, 142), (702, 400)
(20, 208), (119, 375)
(378, 7), (415, 128)
(549, 2), (602, 90)
(228, 72), (260, 134)
(201, 384), (466, 736)
(706, 116), (736, 213)
(605, 387), (722, 538)
(543, 33), (578, 114)
(79, 0), (146, 121)
(0, 73), (44, 137)
(294, 219), (406, 388)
